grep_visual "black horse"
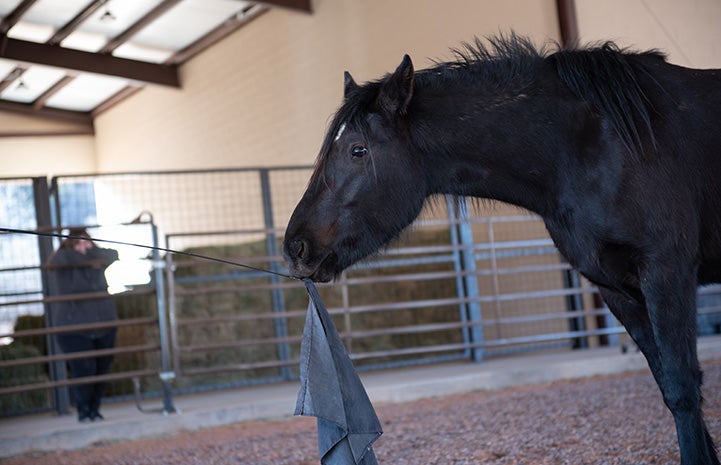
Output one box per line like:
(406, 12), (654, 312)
(283, 35), (721, 464)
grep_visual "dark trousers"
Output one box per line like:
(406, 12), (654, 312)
(56, 329), (116, 418)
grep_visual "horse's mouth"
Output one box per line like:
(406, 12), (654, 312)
(287, 252), (339, 283)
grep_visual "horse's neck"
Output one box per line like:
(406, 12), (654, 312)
(416, 88), (580, 216)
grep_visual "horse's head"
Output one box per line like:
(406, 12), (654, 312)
(283, 55), (429, 281)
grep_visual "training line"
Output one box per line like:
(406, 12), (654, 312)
(0, 227), (297, 281)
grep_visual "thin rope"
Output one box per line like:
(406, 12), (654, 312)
(0, 227), (298, 281)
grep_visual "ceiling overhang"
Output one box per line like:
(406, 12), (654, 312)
(0, 0), (313, 134)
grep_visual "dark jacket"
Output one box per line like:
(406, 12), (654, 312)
(49, 246), (119, 332)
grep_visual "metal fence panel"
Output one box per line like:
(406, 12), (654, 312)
(2, 167), (721, 415)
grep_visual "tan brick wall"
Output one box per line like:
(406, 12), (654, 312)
(576, 0), (721, 68)
(0, 134), (95, 177)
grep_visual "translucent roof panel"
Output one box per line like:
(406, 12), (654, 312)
(61, 0), (165, 52)
(111, 42), (174, 64)
(0, 0), (24, 17)
(0, 59), (18, 79)
(6, 20), (55, 43)
(45, 73), (129, 111)
(60, 29), (107, 53)
(0, 65), (66, 103)
(7, 0), (90, 42)
(128, 0), (248, 52)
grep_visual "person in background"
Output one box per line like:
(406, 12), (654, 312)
(48, 228), (119, 423)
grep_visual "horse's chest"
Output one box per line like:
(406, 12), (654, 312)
(544, 213), (644, 292)
(544, 219), (599, 268)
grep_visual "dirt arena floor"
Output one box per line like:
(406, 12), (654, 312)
(5, 359), (721, 465)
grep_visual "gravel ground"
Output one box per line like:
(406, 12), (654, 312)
(6, 359), (721, 465)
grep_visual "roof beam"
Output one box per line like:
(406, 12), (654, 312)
(0, 36), (180, 87)
(0, 99), (94, 129)
(556, 0), (579, 47)
(91, 85), (141, 116)
(257, 0), (312, 13)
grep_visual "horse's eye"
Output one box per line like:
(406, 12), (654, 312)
(351, 146), (368, 159)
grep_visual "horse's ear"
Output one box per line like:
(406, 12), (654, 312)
(344, 71), (358, 98)
(377, 54), (414, 116)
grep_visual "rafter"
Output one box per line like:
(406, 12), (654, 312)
(0, 66), (27, 93)
(168, 4), (267, 65)
(0, 0), (37, 35)
(257, 0), (312, 13)
(0, 36), (180, 87)
(91, 85), (142, 116)
(0, 99), (94, 129)
(33, 75), (75, 110)
(99, 0), (182, 54)
(47, 0), (109, 46)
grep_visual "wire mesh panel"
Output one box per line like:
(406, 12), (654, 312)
(268, 167), (315, 229)
(0, 178), (48, 415)
(56, 171), (260, 245)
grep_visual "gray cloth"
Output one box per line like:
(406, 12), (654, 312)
(296, 280), (383, 465)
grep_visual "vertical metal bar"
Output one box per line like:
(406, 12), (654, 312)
(340, 272), (353, 353)
(446, 197), (471, 358)
(164, 240), (181, 376)
(457, 199), (484, 362)
(487, 219), (503, 343)
(49, 176), (61, 228)
(563, 268), (588, 348)
(150, 219), (176, 414)
(259, 169), (291, 380)
(556, 0), (579, 47)
(34, 177), (70, 415)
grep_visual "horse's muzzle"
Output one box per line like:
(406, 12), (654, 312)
(283, 237), (336, 282)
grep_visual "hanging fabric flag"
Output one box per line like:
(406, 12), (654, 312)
(295, 280), (383, 464)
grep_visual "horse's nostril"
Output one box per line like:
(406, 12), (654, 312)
(291, 239), (307, 260)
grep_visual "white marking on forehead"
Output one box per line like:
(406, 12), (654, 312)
(334, 123), (346, 142)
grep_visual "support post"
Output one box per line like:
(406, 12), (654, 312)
(34, 177), (71, 415)
(149, 217), (176, 414)
(456, 198), (484, 362)
(259, 169), (292, 380)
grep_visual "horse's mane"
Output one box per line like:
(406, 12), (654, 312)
(425, 34), (546, 89)
(437, 34), (666, 158)
(317, 33), (666, 167)
(550, 41), (666, 158)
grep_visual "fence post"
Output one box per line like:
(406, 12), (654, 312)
(149, 218), (177, 414)
(34, 177), (71, 415)
(447, 198), (471, 359)
(259, 169), (292, 380)
(563, 269), (588, 349)
(456, 198), (484, 362)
